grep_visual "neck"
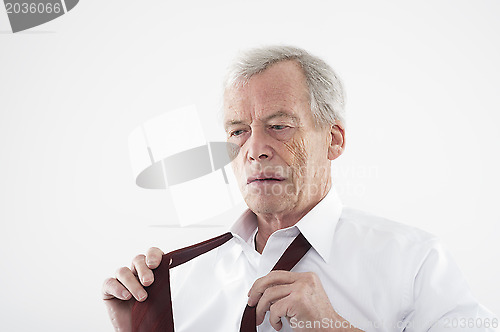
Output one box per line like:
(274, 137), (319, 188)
(254, 181), (331, 253)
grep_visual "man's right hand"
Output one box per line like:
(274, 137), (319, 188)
(102, 247), (164, 332)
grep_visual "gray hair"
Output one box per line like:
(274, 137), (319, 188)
(223, 45), (346, 126)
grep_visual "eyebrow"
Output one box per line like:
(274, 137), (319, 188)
(263, 111), (299, 123)
(224, 111), (299, 130)
(224, 119), (245, 130)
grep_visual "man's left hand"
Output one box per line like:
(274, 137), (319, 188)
(247, 271), (362, 331)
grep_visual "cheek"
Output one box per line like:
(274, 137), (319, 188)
(231, 158), (242, 173)
(284, 137), (308, 175)
(231, 157), (246, 183)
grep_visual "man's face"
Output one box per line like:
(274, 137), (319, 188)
(223, 61), (338, 216)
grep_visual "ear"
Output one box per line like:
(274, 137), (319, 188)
(327, 120), (345, 161)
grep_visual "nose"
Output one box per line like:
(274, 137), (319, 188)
(246, 128), (273, 162)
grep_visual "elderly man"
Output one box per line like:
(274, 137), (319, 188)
(102, 46), (495, 331)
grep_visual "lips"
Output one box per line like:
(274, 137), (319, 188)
(247, 174), (286, 184)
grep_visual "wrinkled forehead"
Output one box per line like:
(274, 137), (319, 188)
(222, 61), (310, 122)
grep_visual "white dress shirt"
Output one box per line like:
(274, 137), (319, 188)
(170, 189), (497, 331)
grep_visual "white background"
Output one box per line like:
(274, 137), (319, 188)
(0, 1), (498, 331)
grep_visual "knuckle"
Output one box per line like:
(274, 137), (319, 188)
(102, 278), (122, 299)
(150, 246), (163, 254)
(146, 248), (164, 266)
(295, 278), (306, 288)
(115, 266), (131, 278)
(102, 277), (116, 291)
(269, 301), (281, 316)
(132, 254), (146, 264)
(251, 280), (263, 290)
(305, 271), (318, 284)
(261, 288), (272, 300)
(255, 275), (266, 283)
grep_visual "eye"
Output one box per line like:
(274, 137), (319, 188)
(270, 125), (289, 130)
(230, 129), (246, 137)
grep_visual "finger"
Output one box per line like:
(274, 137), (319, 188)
(145, 247), (164, 269)
(130, 254), (142, 276)
(115, 267), (148, 302)
(255, 284), (292, 325)
(248, 271), (297, 306)
(269, 301), (288, 331)
(102, 277), (133, 300)
(131, 254), (154, 287)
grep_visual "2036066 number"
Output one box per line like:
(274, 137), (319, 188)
(443, 317), (498, 329)
(5, 2), (61, 14)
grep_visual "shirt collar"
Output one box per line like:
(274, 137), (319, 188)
(230, 187), (343, 263)
(230, 208), (258, 246)
(294, 187), (343, 263)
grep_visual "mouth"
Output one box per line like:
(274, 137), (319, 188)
(247, 175), (286, 184)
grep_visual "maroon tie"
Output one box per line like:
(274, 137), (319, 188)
(131, 232), (311, 332)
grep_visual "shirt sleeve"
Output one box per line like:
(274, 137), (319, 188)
(402, 239), (498, 332)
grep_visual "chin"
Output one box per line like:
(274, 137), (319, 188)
(244, 194), (289, 214)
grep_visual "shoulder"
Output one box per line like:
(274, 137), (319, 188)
(334, 206), (443, 267)
(338, 206), (438, 245)
(333, 208), (449, 300)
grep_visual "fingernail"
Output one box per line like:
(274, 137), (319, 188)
(142, 276), (153, 284)
(147, 259), (157, 266)
(122, 291), (131, 299)
(138, 290), (147, 301)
